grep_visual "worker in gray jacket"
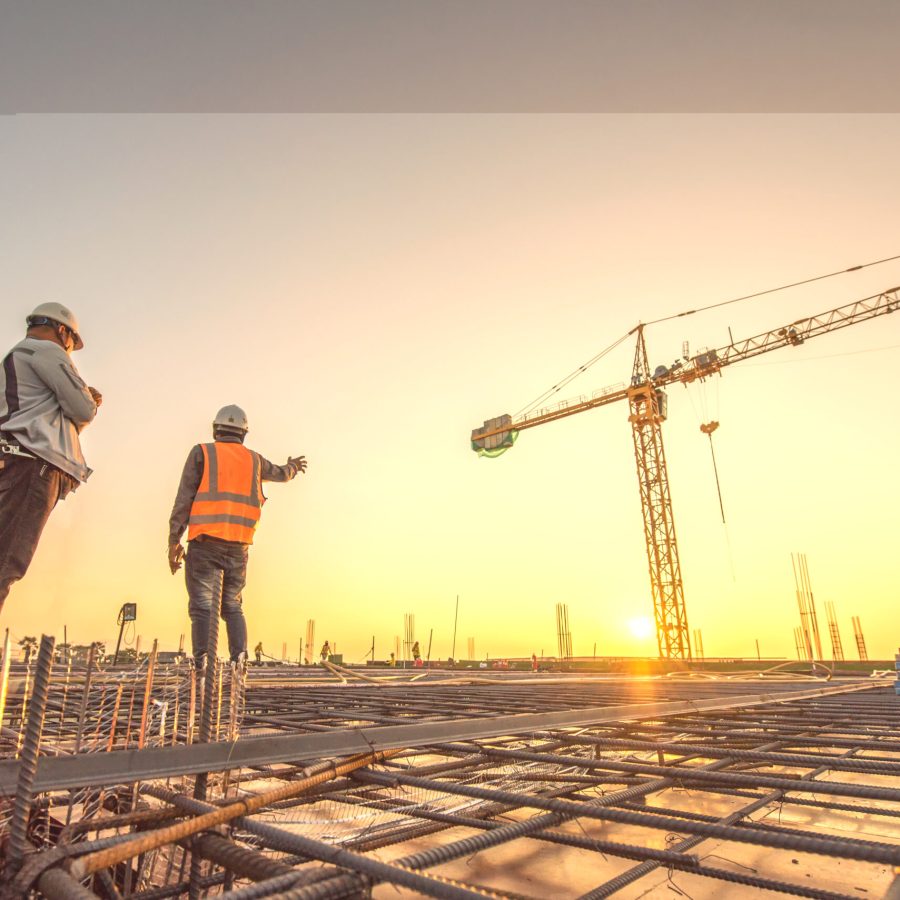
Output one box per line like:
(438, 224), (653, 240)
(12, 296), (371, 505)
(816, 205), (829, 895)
(0, 303), (101, 614)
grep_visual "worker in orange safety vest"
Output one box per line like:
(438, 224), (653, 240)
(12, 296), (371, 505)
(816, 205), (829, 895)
(167, 405), (306, 668)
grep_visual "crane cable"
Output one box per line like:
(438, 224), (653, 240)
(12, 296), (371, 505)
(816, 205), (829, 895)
(644, 252), (900, 326)
(515, 331), (632, 419)
(515, 253), (900, 420)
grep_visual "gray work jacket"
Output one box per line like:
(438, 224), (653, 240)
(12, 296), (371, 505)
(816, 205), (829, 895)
(0, 337), (97, 482)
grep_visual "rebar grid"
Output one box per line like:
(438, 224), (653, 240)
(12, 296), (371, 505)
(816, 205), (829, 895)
(0, 668), (898, 899)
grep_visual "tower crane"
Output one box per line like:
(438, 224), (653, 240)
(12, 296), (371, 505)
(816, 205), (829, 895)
(471, 286), (900, 659)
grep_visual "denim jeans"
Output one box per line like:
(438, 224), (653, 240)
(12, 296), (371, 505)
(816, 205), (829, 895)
(0, 454), (76, 614)
(185, 538), (249, 664)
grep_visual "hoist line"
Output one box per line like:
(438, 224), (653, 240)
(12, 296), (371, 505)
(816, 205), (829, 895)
(706, 432), (726, 525)
(643, 252), (900, 326)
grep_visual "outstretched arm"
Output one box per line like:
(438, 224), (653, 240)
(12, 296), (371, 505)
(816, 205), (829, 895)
(260, 454), (307, 482)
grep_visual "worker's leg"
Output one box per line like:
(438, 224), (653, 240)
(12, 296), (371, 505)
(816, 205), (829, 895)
(219, 544), (249, 662)
(185, 541), (227, 667)
(0, 457), (70, 615)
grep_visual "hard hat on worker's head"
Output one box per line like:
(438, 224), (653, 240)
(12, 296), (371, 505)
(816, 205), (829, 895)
(213, 404), (249, 435)
(26, 302), (84, 350)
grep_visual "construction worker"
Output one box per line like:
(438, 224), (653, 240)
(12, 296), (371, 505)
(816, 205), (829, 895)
(168, 405), (306, 668)
(412, 640), (421, 662)
(388, 652), (396, 667)
(0, 304), (101, 615)
(254, 641), (263, 664)
(320, 640), (330, 662)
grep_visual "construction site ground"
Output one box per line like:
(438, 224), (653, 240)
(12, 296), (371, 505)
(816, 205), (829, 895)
(1, 641), (898, 899)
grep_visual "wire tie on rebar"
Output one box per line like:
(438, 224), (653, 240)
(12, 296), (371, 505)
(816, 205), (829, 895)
(703, 853), (757, 873)
(356, 727), (380, 757)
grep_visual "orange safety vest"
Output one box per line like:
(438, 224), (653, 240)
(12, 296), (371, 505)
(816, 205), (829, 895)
(188, 442), (265, 544)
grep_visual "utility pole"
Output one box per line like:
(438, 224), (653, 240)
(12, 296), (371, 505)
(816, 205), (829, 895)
(451, 595), (459, 660)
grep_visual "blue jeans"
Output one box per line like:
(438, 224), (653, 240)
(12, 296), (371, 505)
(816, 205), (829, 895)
(185, 538), (249, 664)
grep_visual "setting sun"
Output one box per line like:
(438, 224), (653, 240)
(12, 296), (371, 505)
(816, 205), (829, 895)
(628, 616), (654, 640)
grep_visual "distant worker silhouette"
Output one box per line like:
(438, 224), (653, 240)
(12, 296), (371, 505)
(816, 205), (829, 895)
(254, 641), (264, 664)
(320, 640), (331, 662)
(0, 304), (102, 615)
(168, 405), (306, 668)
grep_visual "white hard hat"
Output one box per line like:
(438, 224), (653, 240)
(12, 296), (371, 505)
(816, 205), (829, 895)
(213, 405), (249, 433)
(27, 302), (84, 350)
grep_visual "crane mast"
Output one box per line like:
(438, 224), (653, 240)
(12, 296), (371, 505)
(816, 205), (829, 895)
(628, 326), (690, 658)
(471, 286), (899, 659)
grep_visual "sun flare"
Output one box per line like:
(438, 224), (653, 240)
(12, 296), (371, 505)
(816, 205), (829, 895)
(628, 616), (654, 640)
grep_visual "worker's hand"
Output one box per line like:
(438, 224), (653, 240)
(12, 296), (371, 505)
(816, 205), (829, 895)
(288, 455), (307, 476)
(88, 387), (103, 408)
(168, 543), (185, 575)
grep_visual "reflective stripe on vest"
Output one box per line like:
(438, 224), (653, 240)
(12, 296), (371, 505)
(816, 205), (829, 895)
(188, 443), (264, 544)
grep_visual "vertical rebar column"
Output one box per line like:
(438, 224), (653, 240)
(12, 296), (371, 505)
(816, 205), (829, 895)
(222, 658), (246, 797)
(0, 630), (12, 734)
(189, 570), (223, 900)
(57, 654), (72, 755)
(214, 660), (224, 742)
(107, 683), (124, 751)
(138, 639), (159, 749)
(187, 668), (196, 745)
(801, 553), (824, 660)
(852, 615), (869, 660)
(16, 655), (33, 756)
(5, 633), (55, 878)
(65, 643), (97, 826)
(826, 600), (845, 661)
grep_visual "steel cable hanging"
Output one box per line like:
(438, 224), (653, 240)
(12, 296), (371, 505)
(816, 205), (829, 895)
(644, 252), (900, 325)
(514, 331), (632, 419)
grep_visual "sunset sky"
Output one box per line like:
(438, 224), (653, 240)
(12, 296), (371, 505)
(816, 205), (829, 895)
(4, 112), (899, 661)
